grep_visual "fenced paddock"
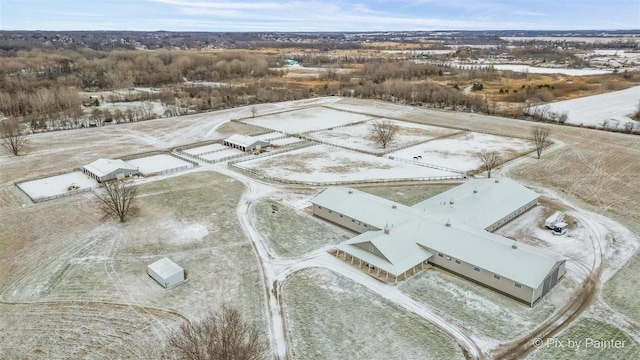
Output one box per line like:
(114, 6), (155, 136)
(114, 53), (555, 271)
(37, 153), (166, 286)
(271, 137), (307, 147)
(305, 119), (459, 154)
(230, 162), (464, 186)
(17, 171), (98, 203)
(233, 144), (462, 184)
(241, 107), (373, 134)
(126, 154), (194, 177)
(182, 143), (228, 156)
(386, 132), (535, 173)
(199, 148), (246, 162)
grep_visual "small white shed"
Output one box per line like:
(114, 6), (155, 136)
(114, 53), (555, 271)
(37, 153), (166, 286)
(147, 257), (184, 288)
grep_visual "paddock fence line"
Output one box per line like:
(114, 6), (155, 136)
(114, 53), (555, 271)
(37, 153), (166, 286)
(228, 162), (466, 186)
(320, 105), (536, 141)
(386, 156), (468, 175)
(228, 141), (317, 165)
(167, 151), (200, 168)
(22, 187), (94, 204)
(139, 165), (192, 178)
(379, 130), (468, 155)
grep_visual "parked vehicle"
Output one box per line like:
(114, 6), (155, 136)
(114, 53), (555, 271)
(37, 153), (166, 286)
(545, 211), (565, 229)
(552, 222), (568, 236)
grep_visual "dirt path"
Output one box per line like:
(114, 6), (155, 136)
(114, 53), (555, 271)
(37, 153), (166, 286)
(216, 164), (483, 359)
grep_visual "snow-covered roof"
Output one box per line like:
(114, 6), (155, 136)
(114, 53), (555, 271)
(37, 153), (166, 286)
(148, 257), (183, 279)
(412, 178), (539, 230)
(313, 179), (565, 287)
(224, 134), (270, 148)
(311, 187), (415, 230)
(83, 158), (137, 177)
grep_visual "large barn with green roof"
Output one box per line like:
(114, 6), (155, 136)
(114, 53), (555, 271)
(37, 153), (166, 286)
(311, 178), (566, 306)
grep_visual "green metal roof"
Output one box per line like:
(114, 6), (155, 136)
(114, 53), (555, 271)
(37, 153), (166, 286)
(312, 179), (565, 288)
(412, 178), (539, 230)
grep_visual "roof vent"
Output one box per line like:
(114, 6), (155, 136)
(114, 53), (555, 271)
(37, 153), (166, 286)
(348, 190), (353, 194)
(445, 219), (451, 227)
(473, 187), (478, 194)
(449, 197), (454, 205)
(384, 223), (390, 234)
(392, 204), (397, 209)
(512, 241), (518, 249)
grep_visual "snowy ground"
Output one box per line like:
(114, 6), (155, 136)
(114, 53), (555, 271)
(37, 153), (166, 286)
(200, 148), (246, 161)
(236, 144), (462, 183)
(444, 62), (612, 76)
(252, 198), (351, 258)
(253, 132), (285, 141)
(17, 171), (98, 200)
(306, 119), (458, 154)
(3, 96), (640, 360)
(242, 107), (373, 134)
(270, 137), (305, 147)
(528, 86), (640, 129)
(527, 318), (640, 360)
(126, 154), (193, 176)
(387, 132), (534, 172)
(491, 64), (611, 76)
(284, 268), (465, 360)
(182, 143), (227, 156)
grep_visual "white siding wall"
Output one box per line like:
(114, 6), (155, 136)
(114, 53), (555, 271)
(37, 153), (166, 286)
(312, 204), (378, 233)
(485, 199), (538, 232)
(423, 245), (536, 304)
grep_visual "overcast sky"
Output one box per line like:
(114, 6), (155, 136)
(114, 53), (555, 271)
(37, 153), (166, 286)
(1, 0), (638, 31)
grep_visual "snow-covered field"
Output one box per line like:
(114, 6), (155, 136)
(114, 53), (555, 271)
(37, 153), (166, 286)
(491, 64), (611, 76)
(126, 154), (193, 176)
(529, 86), (640, 129)
(253, 132), (285, 141)
(307, 119), (458, 154)
(237, 144), (462, 183)
(17, 171), (98, 200)
(182, 143), (227, 156)
(284, 269), (465, 360)
(243, 107), (373, 134)
(200, 148), (245, 161)
(388, 132), (534, 172)
(448, 62), (612, 76)
(271, 137), (305, 147)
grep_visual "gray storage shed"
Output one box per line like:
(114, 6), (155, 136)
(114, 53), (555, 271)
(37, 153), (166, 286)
(147, 257), (184, 288)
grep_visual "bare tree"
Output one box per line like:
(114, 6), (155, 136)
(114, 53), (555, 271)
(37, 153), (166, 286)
(557, 110), (569, 124)
(478, 149), (500, 178)
(95, 180), (137, 223)
(624, 122), (634, 134)
(1, 119), (27, 155)
(531, 126), (552, 159)
(168, 305), (268, 360)
(369, 120), (399, 149)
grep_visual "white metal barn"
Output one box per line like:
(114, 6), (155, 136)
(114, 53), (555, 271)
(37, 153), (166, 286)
(223, 134), (270, 152)
(82, 158), (139, 183)
(311, 178), (566, 306)
(147, 257), (184, 288)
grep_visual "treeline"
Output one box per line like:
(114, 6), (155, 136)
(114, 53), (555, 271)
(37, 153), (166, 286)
(0, 49), (270, 90)
(343, 80), (485, 112)
(0, 49), (505, 133)
(0, 49), (273, 126)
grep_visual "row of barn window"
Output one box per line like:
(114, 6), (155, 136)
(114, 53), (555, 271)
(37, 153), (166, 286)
(437, 252), (522, 288)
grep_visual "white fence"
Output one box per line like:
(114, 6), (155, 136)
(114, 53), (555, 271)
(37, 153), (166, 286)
(27, 187), (94, 203)
(229, 162), (465, 186)
(386, 156), (467, 175)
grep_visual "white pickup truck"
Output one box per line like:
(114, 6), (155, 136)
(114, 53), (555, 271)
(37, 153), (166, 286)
(545, 211), (565, 229)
